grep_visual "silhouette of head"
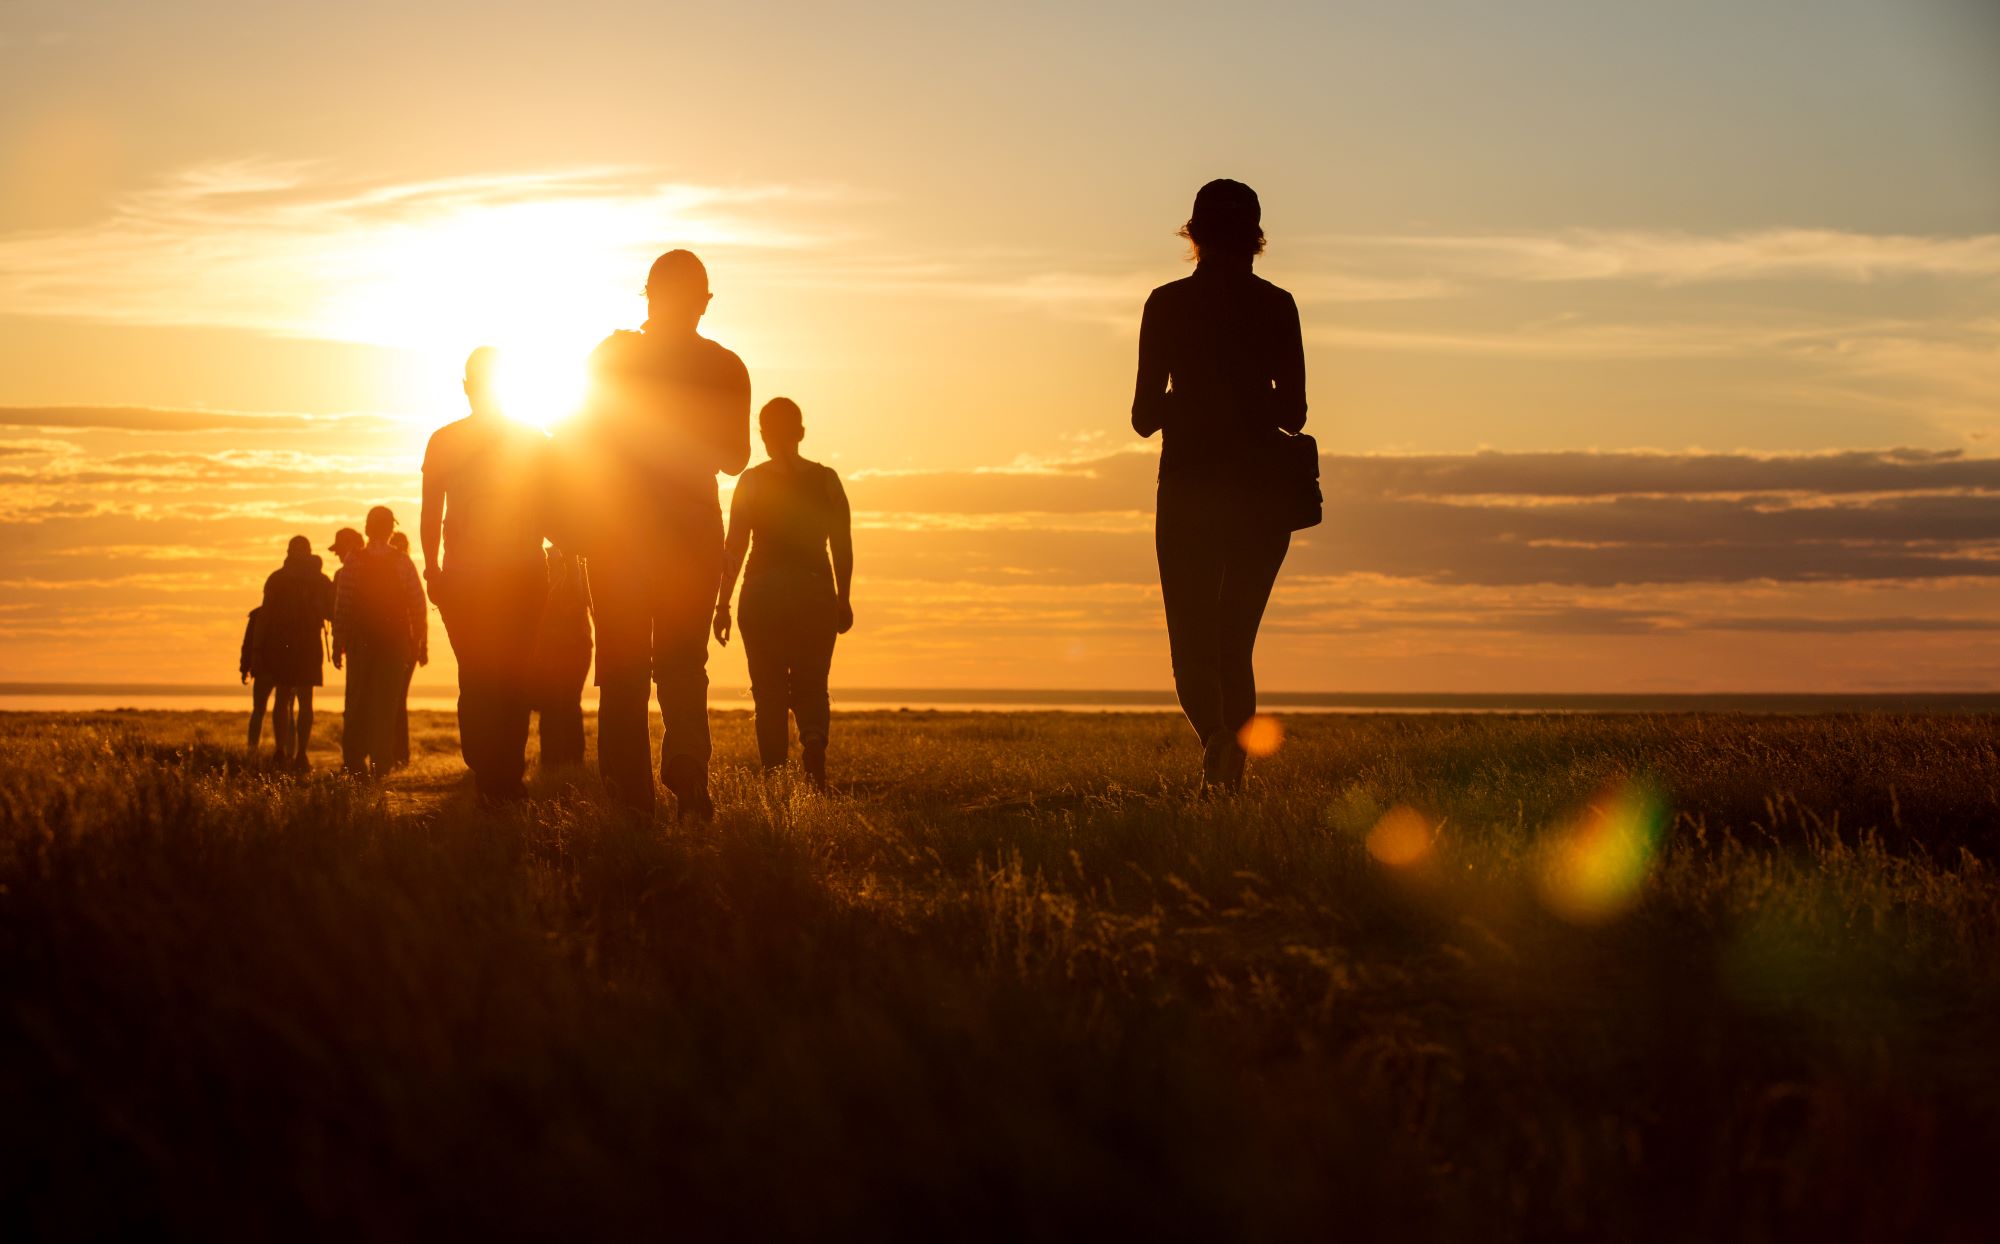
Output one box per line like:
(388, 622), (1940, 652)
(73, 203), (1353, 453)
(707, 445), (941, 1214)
(759, 397), (804, 461)
(331, 527), (364, 561)
(464, 346), (502, 416)
(1180, 179), (1264, 263)
(365, 505), (395, 543)
(387, 531), (409, 555)
(286, 534), (311, 560)
(645, 250), (712, 332)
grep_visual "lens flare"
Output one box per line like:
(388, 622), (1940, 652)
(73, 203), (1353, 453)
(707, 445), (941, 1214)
(1237, 714), (1284, 758)
(1536, 781), (1668, 924)
(1366, 805), (1433, 868)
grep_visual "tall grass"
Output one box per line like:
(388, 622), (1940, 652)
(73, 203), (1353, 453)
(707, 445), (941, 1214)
(1, 710), (1995, 1241)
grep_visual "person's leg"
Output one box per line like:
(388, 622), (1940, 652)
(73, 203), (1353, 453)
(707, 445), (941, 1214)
(440, 578), (493, 787)
(538, 640), (589, 769)
(589, 558), (656, 813)
(354, 651), (387, 776)
(740, 583), (791, 768)
(653, 542), (720, 818)
(1217, 524), (1290, 739)
(248, 678), (272, 750)
(344, 650), (378, 774)
(793, 595), (838, 788)
(394, 661), (415, 768)
(294, 686), (315, 768)
(1155, 479), (1228, 745)
(485, 564), (545, 797)
(341, 665), (367, 774)
(271, 683), (294, 763)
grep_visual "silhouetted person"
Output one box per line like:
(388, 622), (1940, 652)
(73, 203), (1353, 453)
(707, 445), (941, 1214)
(385, 530), (427, 769)
(258, 534), (336, 769)
(714, 398), (853, 787)
(241, 605), (275, 754)
(422, 347), (549, 802)
(333, 508), (427, 778)
(1132, 179), (1306, 791)
(534, 547), (592, 770)
(554, 250), (750, 818)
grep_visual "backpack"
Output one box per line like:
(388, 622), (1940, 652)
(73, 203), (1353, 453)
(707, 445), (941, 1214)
(262, 568), (320, 655)
(346, 550), (411, 661)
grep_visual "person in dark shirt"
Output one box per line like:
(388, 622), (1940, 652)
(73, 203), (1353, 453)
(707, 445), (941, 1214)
(421, 347), (549, 802)
(1132, 179), (1307, 792)
(552, 250), (751, 819)
(257, 535), (336, 769)
(713, 398), (854, 787)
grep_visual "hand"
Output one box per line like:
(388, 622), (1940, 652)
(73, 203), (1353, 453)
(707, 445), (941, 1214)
(712, 602), (732, 646)
(332, 652), (343, 671)
(836, 598), (854, 635)
(417, 646), (429, 668)
(241, 672), (249, 685)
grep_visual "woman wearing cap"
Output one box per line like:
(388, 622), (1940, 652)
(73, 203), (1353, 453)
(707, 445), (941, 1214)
(1132, 179), (1307, 792)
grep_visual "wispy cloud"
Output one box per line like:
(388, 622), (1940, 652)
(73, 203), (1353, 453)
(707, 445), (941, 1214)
(0, 161), (831, 350)
(1337, 229), (2000, 286)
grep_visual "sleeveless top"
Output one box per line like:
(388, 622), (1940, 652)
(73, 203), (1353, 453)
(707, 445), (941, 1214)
(735, 458), (846, 590)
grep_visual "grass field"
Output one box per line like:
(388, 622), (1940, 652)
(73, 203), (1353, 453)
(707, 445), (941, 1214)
(2, 708), (1996, 1241)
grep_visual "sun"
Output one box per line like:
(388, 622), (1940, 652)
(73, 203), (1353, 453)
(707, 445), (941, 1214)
(488, 344), (589, 432)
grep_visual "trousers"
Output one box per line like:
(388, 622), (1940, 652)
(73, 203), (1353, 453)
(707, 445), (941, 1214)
(342, 646), (407, 776)
(436, 561), (546, 797)
(739, 575), (838, 766)
(536, 637), (591, 770)
(588, 535), (723, 811)
(1155, 475), (1290, 745)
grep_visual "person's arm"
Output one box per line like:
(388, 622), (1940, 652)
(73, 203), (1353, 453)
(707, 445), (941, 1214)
(1272, 290), (1307, 434)
(829, 470), (854, 635)
(420, 460), (444, 577)
(715, 352), (752, 477)
(403, 558), (428, 666)
(241, 611), (257, 683)
(712, 474), (752, 646)
(330, 571), (349, 668)
(1131, 290), (1170, 437)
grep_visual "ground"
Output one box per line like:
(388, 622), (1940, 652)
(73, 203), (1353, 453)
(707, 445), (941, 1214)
(2, 709), (1996, 1242)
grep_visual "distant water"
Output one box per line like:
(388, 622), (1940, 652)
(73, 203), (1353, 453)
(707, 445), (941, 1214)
(0, 684), (1994, 715)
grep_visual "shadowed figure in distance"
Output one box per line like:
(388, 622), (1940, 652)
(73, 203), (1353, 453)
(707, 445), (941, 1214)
(552, 250), (750, 819)
(1132, 179), (1306, 791)
(249, 534), (335, 768)
(713, 397), (855, 787)
(332, 507), (427, 779)
(421, 346), (551, 802)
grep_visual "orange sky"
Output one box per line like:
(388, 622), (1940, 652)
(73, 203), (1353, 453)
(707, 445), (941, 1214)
(2, 0), (1997, 692)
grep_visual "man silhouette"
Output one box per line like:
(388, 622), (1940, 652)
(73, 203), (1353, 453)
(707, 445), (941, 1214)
(556, 250), (750, 818)
(258, 534), (336, 769)
(422, 347), (550, 802)
(332, 507), (426, 778)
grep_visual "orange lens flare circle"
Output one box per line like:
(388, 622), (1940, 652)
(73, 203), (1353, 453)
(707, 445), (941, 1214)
(1237, 715), (1284, 758)
(1366, 805), (1433, 868)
